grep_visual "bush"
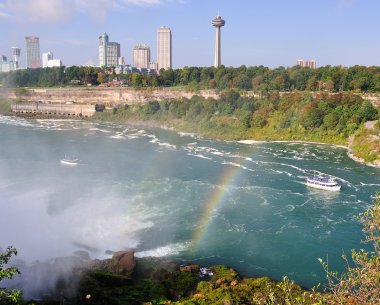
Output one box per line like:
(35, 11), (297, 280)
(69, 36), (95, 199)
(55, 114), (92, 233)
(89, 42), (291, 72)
(321, 195), (380, 304)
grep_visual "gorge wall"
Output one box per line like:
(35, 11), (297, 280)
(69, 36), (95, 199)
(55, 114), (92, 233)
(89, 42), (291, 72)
(5, 87), (221, 106)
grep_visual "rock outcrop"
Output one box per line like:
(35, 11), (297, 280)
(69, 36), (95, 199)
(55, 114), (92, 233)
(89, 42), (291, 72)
(109, 250), (136, 276)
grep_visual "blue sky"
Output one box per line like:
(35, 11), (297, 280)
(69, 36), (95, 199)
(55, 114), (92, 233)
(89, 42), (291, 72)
(0, 0), (379, 68)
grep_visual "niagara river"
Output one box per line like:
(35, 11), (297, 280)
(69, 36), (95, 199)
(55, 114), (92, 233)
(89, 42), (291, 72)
(0, 115), (379, 289)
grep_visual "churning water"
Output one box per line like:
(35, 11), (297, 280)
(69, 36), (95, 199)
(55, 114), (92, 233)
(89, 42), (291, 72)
(0, 115), (379, 289)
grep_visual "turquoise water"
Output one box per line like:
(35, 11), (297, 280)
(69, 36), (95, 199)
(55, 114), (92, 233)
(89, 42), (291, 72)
(0, 116), (379, 289)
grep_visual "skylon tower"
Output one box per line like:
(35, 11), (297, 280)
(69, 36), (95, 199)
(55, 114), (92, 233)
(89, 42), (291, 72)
(212, 15), (225, 68)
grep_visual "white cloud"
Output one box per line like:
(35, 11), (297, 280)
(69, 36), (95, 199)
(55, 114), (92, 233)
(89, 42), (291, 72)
(1, 0), (183, 23)
(4, 0), (73, 23)
(75, 0), (183, 19)
(0, 11), (11, 19)
(338, 0), (356, 8)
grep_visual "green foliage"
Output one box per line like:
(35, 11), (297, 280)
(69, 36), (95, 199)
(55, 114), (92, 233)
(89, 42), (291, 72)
(359, 100), (379, 121)
(175, 268), (328, 305)
(3, 64), (380, 93)
(350, 127), (380, 163)
(0, 99), (11, 115)
(0, 247), (22, 305)
(93, 92), (377, 150)
(320, 195), (380, 305)
(77, 267), (198, 305)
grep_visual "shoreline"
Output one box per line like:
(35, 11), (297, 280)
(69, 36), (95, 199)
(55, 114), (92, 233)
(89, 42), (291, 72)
(94, 117), (380, 169)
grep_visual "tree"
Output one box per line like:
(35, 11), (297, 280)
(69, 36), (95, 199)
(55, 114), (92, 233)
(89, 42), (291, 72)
(131, 73), (143, 88)
(359, 101), (378, 122)
(0, 247), (22, 304)
(321, 195), (380, 304)
(97, 72), (106, 84)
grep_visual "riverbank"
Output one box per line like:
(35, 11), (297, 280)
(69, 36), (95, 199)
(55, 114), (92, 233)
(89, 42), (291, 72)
(90, 113), (380, 169)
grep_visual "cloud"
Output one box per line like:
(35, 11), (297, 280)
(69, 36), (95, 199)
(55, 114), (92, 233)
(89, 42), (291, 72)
(338, 0), (357, 8)
(75, 0), (183, 20)
(0, 0), (183, 24)
(0, 11), (11, 19)
(3, 0), (73, 23)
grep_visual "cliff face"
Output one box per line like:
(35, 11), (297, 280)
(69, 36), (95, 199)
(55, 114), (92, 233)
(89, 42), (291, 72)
(7, 87), (220, 106)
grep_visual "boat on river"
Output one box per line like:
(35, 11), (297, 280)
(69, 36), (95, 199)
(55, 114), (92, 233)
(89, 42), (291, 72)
(60, 156), (79, 166)
(306, 174), (341, 191)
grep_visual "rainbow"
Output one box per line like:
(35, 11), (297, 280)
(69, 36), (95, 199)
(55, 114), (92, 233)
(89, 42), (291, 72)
(191, 162), (245, 250)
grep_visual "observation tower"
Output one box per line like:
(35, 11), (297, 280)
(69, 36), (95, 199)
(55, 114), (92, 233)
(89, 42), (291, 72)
(212, 15), (225, 68)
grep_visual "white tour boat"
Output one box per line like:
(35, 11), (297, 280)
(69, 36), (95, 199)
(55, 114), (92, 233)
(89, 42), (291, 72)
(306, 175), (341, 191)
(60, 156), (79, 166)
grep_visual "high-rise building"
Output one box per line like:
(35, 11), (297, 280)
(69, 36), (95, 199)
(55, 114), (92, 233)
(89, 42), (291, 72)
(212, 15), (225, 68)
(98, 33), (121, 67)
(297, 59), (317, 69)
(11, 47), (20, 69)
(133, 44), (150, 68)
(25, 36), (41, 68)
(157, 27), (172, 71)
(42, 52), (53, 68)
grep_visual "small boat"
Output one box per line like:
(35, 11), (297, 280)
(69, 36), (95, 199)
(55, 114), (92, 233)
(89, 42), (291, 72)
(60, 156), (79, 166)
(306, 174), (341, 191)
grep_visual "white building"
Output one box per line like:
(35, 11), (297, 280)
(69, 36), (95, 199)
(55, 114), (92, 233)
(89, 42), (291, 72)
(47, 59), (62, 68)
(157, 27), (172, 72)
(98, 33), (121, 67)
(42, 52), (62, 68)
(42, 52), (53, 68)
(133, 44), (150, 68)
(11, 47), (20, 69)
(297, 59), (317, 69)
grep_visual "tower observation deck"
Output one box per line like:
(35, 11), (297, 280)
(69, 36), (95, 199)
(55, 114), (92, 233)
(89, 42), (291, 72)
(212, 15), (225, 68)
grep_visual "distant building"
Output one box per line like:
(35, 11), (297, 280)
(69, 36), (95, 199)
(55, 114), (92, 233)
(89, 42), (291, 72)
(47, 59), (62, 68)
(42, 52), (62, 68)
(149, 61), (158, 71)
(0, 55), (17, 73)
(133, 44), (150, 68)
(11, 47), (20, 69)
(297, 59), (317, 69)
(1, 55), (9, 72)
(115, 64), (157, 76)
(118, 57), (125, 66)
(157, 27), (172, 71)
(42, 52), (53, 68)
(25, 36), (41, 68)
(98, 33), (121, 67)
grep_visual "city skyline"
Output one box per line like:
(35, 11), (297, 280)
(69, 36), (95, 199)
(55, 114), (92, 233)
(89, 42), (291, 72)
(1, 1), (380, 68)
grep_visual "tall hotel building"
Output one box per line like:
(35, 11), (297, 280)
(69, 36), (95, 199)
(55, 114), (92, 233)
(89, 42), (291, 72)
(25, 36), (41, 68)
(297, 59), (317, 69)
(157, 27), (172, 71)
(99, 33), (121, 67)
(133, 44), (150, 68)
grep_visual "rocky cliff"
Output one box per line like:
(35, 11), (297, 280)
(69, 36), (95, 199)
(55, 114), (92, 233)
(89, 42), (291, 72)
(6, 87), (220, 106)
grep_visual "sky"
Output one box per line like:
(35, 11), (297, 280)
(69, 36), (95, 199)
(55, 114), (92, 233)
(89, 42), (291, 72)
(0, 0), (379, 69)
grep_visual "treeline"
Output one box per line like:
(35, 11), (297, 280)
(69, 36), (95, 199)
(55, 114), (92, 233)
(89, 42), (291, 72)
(2, 65), (380, 92)
(95, 91), (379, 143)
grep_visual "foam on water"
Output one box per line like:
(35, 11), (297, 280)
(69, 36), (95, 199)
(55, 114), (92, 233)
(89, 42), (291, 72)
(135, 242), (191, 258)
